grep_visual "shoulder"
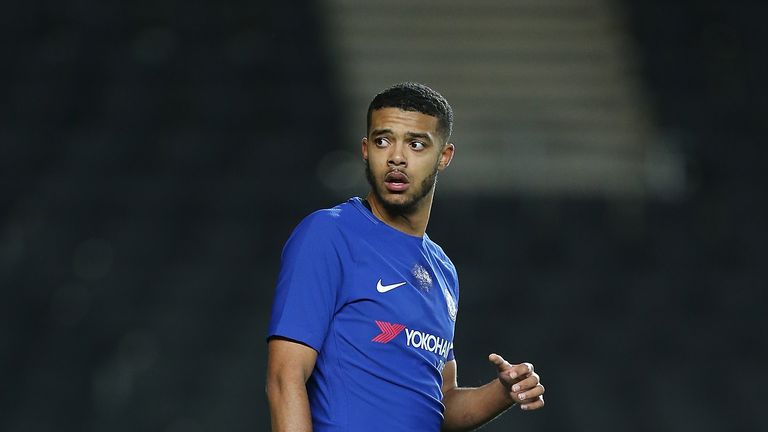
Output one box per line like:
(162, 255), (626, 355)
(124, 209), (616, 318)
(286, 211), (340, 252)
(284, 200), (364, 249)
(424, 236), (457, 274)
(425, 237), (460, 303)
(424, 234), (459, 282)
(291, 200), (359, 237)
(295, 207), (343, 232)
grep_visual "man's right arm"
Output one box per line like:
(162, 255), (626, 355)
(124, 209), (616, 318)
(267, 338), (318, 432)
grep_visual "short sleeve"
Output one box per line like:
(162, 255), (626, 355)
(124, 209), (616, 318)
(267, 212), (343, 352)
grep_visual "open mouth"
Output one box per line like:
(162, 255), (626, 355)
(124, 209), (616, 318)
(384, 170), (410, 192)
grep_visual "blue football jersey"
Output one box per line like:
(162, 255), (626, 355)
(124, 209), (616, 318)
(268, 197), (459, 431)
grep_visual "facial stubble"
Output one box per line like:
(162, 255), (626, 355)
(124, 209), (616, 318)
(364, 158), (440, 215)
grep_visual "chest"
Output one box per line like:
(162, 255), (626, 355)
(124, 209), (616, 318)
(336, 240), (457, 350)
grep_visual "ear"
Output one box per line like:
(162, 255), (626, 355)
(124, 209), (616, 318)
(438, 143), (455, 171)
(361, 137), (369, 161)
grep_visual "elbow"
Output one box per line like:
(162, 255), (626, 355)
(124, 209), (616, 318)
(266, 366), (308, 403)
(266, 364), (286, 404)
(266, 369), (290, 402)
(266, 373), (278, 398)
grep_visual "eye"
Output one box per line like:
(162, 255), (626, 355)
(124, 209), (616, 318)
(374, 137), (390, 148)
(410, 141), (425, 151)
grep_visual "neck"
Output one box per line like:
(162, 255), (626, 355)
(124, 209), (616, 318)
(365, 192), (434, 237)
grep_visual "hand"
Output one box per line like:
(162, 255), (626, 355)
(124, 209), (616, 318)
(488, 353), (545, 411)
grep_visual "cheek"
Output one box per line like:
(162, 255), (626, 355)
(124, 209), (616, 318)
(367, 156), (387, 176)
(372, 152), (394, 169)
(415, 157), (441, 173)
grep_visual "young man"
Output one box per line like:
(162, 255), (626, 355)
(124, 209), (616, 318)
(267, 83), (545, 431)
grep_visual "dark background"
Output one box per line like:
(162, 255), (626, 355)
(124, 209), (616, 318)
(2, 1), (766, 431)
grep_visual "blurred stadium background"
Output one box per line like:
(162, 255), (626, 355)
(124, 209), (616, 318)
(2, 0), (766, 431)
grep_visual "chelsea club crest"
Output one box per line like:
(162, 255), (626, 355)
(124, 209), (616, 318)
(442, 286), (457, 321)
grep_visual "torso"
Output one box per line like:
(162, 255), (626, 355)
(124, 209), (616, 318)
(308, 197), (459, 431)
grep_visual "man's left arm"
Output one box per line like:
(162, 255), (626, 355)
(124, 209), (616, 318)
(440, 354), (545, 432)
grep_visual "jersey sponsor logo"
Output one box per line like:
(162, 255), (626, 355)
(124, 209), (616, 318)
(371, 320), (406, 343)
(404, 328), (452, 357)
(376, 279), (407, 293)
(371, 320), (453, 358)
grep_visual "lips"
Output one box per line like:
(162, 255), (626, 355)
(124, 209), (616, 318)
(384, 170), (410, 192)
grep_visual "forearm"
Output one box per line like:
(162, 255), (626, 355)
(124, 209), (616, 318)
(267, 374), (313, 432)
(441, 379), (515, 432)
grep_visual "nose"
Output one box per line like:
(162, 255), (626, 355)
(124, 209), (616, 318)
(388, 142), (407, 168)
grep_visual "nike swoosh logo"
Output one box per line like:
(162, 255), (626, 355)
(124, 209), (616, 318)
(376, 279), (407, 293)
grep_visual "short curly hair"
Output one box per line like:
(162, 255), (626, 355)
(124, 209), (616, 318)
(366, 82), (454, 142)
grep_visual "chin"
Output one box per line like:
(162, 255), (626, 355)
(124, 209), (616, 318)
(379, 191), (419, 213)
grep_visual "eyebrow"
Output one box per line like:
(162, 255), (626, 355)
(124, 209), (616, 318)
(370, 128), (434, 142)
(370, 128), (393, 136)
(405, 132), (433, 142)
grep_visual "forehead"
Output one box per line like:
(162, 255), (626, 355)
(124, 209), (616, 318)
(368, 107), (440, 136)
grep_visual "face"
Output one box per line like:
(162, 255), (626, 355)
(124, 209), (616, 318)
(362, 108), (454, 215)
